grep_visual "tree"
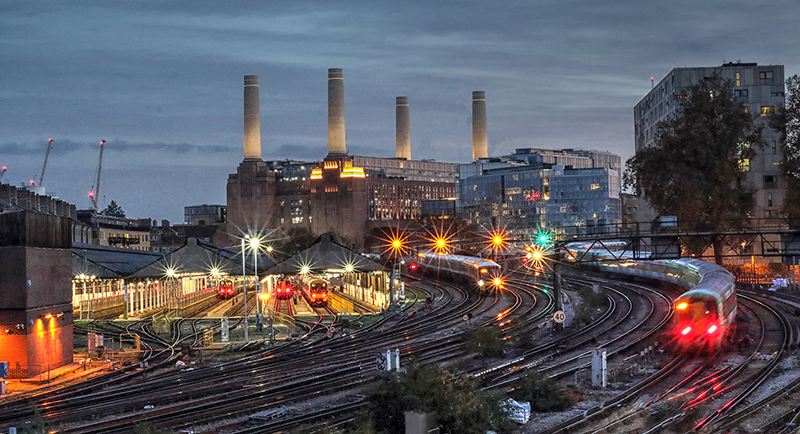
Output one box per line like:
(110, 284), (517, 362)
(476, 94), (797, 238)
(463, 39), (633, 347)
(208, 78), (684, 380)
(508, 370), (573, 412)
(463, 325), (505, 358)
(366, 362), (514, 434)
(770, 74), (800, 222)
(100, 200), (126, 218)
(623, 74), (764, 264)
(273, 227), (317, 260)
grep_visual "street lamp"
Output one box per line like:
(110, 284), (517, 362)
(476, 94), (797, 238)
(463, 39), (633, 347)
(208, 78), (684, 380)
(241, 235), (250, 343)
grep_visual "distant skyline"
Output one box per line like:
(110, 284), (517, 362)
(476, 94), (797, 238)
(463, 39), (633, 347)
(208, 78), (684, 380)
(2, 1), (799, 222)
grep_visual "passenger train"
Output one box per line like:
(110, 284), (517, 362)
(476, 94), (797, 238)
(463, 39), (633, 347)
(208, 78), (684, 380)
(412, 251), (503, 291)
(304, 278), (329, 307)
(216, 278), (235, 299)
(274, 280), (294, 300)
(584, 257), (736, 352)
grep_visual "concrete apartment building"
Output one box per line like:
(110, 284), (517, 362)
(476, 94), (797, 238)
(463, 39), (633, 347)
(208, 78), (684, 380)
(634, 62), (786, 223)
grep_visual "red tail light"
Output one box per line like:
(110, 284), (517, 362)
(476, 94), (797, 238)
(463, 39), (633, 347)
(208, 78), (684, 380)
(681, 326), (692, 335)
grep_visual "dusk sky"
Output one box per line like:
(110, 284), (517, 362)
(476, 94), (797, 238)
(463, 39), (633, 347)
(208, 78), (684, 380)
(2, 1), (799, 223)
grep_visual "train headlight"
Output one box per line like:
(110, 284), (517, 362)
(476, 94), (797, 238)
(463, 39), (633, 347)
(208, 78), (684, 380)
(681, 326), (692, 335)
(493, 278), (502, 287)
(707, 325), (717, 334)
(477, 280), (485, 287)
(676, 302), (688, 310)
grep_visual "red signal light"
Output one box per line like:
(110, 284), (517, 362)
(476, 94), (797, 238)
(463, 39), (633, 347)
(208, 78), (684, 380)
(88, 191), (94, 197)
(409, 263), (418, 270)
(49, 138), (54, 142)
(30, 179), (35, 185)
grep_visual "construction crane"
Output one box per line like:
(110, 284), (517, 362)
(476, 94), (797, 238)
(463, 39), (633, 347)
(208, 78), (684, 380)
(37, 138), (55, 186)
(89, 140), (106, 212)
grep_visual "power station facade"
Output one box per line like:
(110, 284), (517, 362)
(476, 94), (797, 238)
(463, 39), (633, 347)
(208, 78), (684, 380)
(227, 70), (459, 248)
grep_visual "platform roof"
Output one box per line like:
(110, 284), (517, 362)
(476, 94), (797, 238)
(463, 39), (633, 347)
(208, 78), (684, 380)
(265, 233), (387, 275)
(129, 237), (276, 278)
(72, 243), (162, 278)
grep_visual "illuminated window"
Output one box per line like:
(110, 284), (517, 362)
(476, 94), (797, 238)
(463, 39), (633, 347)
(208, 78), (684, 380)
(759, 71), (773, 79)
(590, 184), (600, 190)
(761, 106), (775, 116)
(739, 159), (750, 172)
(735, 72), (741, 86)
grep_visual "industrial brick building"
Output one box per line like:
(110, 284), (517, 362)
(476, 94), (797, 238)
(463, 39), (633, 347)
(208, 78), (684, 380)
(226, 71), (459, 249)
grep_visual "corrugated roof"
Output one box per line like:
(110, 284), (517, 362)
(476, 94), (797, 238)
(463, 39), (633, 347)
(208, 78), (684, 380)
(265, 233), (387, 275)
(72, 243), (162, 277)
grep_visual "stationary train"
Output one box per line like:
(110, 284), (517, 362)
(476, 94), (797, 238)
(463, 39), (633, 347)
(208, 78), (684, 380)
(274, 280), (295, 300)
(216, 278), (235, 299)
(304, 278), (329, 307)
(584, 256), (736, 352)
(412, 251), (503, 291)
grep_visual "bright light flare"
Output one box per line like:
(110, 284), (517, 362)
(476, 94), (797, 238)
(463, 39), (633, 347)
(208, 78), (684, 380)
(300, 266), (310, 274)
(676, 302), (688, 310)
(481, 225), (511, 257)
(707, 325), (717, 334)
(378, 227), (411, 261)
(681, 326), (692, 335)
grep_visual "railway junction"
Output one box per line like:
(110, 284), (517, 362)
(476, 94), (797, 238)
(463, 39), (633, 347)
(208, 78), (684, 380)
(3, 221), (800, 433)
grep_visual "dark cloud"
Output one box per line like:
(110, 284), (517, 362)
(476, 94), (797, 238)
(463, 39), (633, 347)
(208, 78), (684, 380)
(2, 0), (799, 220)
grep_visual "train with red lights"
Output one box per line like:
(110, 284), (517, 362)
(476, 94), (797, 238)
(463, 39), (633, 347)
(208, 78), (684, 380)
(274, 280), (294, 300)
(304, 278), (329, 307)
(583, 257), (736, 351)
(216, 278), (235, 299)
(411, 251), (503, 291)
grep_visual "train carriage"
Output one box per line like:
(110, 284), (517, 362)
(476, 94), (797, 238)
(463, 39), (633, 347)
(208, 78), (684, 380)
(305, 278), (329, 307)
(414, 251), (503, 292)
(216, 278), (235, 299)
(274, 280), (294, 300)
(673, 260), (736, 351)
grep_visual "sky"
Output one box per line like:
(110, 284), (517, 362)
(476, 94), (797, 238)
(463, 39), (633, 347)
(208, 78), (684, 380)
(2, 1), (799, 223)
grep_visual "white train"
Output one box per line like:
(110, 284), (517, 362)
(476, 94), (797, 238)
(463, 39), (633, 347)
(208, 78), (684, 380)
(412, 251), (503, 292)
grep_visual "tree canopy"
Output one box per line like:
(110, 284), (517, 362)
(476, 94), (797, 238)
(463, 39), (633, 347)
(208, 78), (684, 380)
(770, 74), (800, 221)
(100, 200), (126, 218)
(367, 362), (513, 434)
(623, 74), (764, 263)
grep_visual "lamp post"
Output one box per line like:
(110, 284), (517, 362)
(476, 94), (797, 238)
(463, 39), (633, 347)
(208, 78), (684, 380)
(242, 235), (249, 343)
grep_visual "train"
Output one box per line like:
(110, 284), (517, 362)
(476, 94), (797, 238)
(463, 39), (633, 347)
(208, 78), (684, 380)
(274, 280), (294, 300)
(305, 278), (329, 307)
(582, 257), (736, 352)
(216, 278), (235, 299)
(412, 251), (503, 291)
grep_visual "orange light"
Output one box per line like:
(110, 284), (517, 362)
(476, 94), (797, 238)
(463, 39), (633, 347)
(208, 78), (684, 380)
(258, 293), (270, 301)
(707, 325), (717, 334)
(493, 278), (502, 286)
(681, 326), (692, 335)
(44, 313), (53, 319)
(676, 302), (688, 310)
(480, 269), (488, 273)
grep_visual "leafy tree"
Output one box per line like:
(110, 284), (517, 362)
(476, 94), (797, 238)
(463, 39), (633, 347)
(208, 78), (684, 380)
(623, 74), (764, 264)
(366, 362), (514, 434)
(463, 325), (505, 358)
(508, 370), (573, 412)
(770, 74), (800, 222)
(100, 200), (126, 217)
(273, 227), (317, 260)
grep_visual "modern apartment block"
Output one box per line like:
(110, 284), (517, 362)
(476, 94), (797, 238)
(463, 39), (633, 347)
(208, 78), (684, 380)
(634, 62), (786, 222)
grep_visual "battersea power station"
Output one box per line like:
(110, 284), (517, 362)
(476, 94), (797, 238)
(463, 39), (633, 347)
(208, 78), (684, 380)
(227, 69), (466, 248)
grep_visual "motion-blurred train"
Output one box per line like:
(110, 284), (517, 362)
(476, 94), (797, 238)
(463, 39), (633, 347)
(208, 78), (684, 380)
(274, 280), (294, 300)
(411, 251), (503, 291)
(582, 256), (736, 352)
(304, 278), (329, 307)
(216, 278), (235, 299)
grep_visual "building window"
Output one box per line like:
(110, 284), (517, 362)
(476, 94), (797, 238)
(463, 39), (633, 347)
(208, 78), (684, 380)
(734, 89), (748, 97)
(761, 106), (774, 116)
(764, 175), (776, 188)
(771, 91), (785, 97)
(764, 210), (772, 218)
(738, 159), (750, 172)
(735, 72), (741, 86)
(590, 184), (600, 190)
(759, 71), (774, 79)
(768, 193), (773, 207)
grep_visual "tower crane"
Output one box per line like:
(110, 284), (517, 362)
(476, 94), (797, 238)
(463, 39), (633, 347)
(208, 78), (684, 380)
(37, 138), (55, 186)
(89, 140), (106, 212)
(1, 165), (7, 181)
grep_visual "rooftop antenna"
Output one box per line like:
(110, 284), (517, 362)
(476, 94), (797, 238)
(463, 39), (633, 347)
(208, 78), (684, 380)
(651, 77), (655, 88)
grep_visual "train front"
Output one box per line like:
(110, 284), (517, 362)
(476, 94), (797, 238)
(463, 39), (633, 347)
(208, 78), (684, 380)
(673, 289), (725, 351)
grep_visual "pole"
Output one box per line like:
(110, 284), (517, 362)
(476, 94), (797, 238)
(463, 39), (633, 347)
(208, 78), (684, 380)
(242, 236), (249, 343)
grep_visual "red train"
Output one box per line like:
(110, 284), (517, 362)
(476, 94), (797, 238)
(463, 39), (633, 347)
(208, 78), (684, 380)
(275, 280), (294, 300)
(305, 278), (329, 307)
(217, 278), (235, 299)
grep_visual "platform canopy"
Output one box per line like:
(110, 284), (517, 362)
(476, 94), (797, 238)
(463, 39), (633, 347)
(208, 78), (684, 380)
(265, 233), (387, 276)
(129, 237), (276, 278)
(73, 242), (162, 278)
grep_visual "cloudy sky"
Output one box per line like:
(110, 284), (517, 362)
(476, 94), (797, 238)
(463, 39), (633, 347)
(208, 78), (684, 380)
(2, 1), (799, 222)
